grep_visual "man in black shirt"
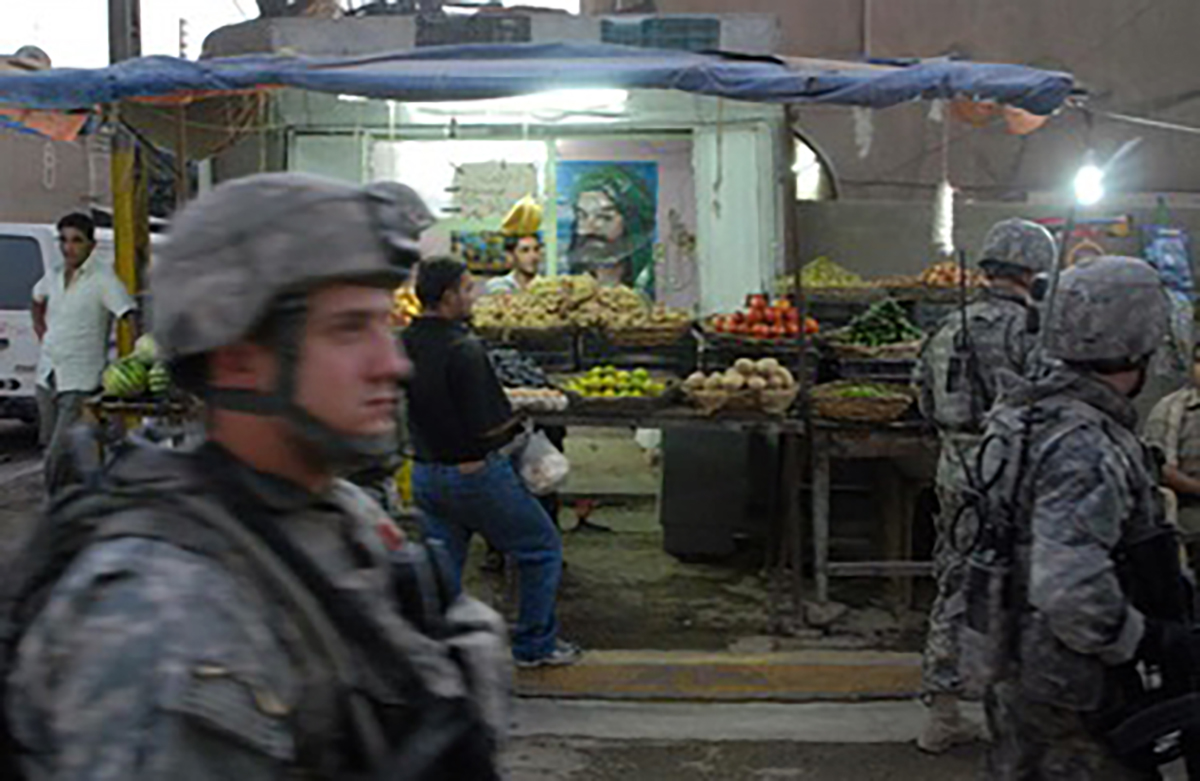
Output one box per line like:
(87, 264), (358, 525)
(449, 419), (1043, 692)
(403, 258), (580, 668)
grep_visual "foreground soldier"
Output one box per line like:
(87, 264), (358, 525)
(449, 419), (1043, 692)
(913, 218), (1056, 752)
(0, 174), (508, 779)
(967, 257), (1186, 779)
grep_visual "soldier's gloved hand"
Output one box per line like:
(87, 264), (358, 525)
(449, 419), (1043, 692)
(1138, 619), (1197, 679)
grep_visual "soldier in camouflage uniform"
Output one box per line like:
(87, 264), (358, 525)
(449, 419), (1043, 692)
(1, 174), (510, 779)
(913, 218), (1057, 752)
(972, 256), (1174, 779)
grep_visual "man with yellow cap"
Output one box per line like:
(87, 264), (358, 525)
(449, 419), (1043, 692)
(486, 196), (544, 296)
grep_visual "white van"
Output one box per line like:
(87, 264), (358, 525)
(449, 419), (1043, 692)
(0, 224), (55, 423)
(0, 223), (157, 423)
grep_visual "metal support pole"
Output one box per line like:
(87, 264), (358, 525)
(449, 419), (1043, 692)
(109, 0), (146, 355)
(174, 104), (189, 208)
(778, 103), (808, 625)
(812, 435), (831, 604)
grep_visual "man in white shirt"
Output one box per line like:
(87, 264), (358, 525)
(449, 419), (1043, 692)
(31, 213), (136, 494)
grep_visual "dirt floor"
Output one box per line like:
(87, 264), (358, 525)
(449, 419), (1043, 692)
(463, 429), (933, 654)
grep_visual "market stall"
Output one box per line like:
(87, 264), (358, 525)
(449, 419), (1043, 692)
(0, 40), (1076, 625)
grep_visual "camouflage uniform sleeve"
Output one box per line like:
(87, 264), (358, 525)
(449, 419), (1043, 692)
(914, 334), (936, 420)
(7, 537), (298, 781)
(1142, 394), (1175, 452)
(1027, 427), (1146, 666)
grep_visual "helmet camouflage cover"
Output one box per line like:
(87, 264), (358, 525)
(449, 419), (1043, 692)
(978, 218), (1058, 275)
(152, 173), (434, 360)
(1044, 255), (1169, 363)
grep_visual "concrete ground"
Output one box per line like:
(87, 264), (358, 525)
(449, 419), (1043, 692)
(505, 699), (985, 780)
(505, 699), (1188, 781)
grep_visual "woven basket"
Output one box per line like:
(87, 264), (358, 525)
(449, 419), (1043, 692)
(828, 339), (922, 360)
(476, 325), (573, 343)
(760, 386), (800, 416)
(810, 382), (913, 423)
(685, 388), (730, 415)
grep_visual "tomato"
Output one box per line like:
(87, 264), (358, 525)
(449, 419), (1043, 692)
(746, 309), (765, 326)
(752, 324), (770, 339)
(712, 316), (727, 334)
(785, 308), (800, 325)
(804, 317), (821, 335)
(748, 294), (768, 310)
(785, 321), (800, 337)
(764, 308), (779, 325)
(731, 311), (746, 326)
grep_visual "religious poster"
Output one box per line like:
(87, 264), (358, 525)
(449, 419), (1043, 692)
(556, 160), (659, 299)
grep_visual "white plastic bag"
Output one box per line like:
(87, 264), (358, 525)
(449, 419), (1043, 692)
(514, 429), (570, 496)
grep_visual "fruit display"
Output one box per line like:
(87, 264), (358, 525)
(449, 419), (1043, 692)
(473, 274), (690, 334)
(844, 300), (923, 347)
(102, 358), (149, 399)
(682, 357), (800, 415)
(919, 261), (985, 288)
(773, 257), (870, 294)
(683, 357), (797, 394)
(392, 284), (421, 327)
(810, 380), (914, 423)
(504, 388), (569, 413)
(709, 295), (819, 340)
(563, 365), (668, 399)
(473, 289), (563, 330)
(819, 382), (905, 400)
(489, 349), (552, 389)
(102, 335), (174, 400)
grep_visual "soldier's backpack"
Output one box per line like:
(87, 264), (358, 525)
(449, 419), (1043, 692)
(0, 442), (507, 780)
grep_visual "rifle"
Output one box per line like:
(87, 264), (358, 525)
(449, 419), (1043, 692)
(1102, 525), (1200, 777)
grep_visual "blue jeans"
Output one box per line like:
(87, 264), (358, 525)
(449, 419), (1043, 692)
(413, 454), (563, 661)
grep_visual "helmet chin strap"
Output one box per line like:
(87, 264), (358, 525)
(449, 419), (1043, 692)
(204, 296), (397, 477)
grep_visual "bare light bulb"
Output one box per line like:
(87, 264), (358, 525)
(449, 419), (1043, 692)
(1074, 164), (1105, 206)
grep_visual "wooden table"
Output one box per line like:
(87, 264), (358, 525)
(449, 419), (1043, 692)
(809, 420), (938, 605)
(531, 406), (809, 630)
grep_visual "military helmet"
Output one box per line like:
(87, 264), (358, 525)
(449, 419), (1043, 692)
(978, 218), (1058, 275)
(152, 173), (434, 360)
(1044, 256), (1168, 364)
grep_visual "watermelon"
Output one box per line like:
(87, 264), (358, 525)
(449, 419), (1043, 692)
(148, 363), (171, 397)
(102, 359), (148, 398)
(132, 334), (159, 365)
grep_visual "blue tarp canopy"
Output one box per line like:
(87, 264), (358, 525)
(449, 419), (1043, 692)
(0, 42), (1073, 116)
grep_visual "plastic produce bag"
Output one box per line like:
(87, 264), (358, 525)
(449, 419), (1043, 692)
(514, 429), (570, 496)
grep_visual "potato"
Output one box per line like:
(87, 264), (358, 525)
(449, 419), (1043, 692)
(756, 357), (781, 375)
(746, 376), (768, 391)
(734, 358), (757, 376)
(723, 371), (747, 391)
(704, 374), (726, 391)
(684, 372), (707, 391)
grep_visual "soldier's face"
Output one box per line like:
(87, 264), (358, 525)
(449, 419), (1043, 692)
(295, 284), (410, 438)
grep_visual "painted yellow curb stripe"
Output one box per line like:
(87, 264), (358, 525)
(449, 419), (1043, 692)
(516, 650), (922, 702)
